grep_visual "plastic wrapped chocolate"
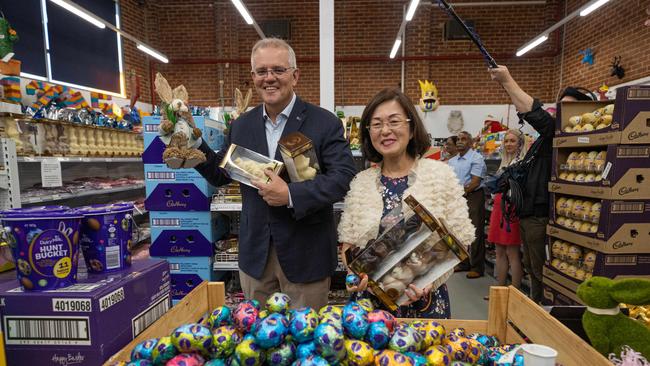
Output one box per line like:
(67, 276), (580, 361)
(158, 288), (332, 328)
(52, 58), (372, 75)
(278, 132), (321, 182)
(220, 144), (284, 188)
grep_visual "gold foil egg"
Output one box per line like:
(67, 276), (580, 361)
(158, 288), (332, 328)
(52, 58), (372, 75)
(563, 218), (574, 229)
(558, 261), (569, 272)
(567, 245), (583, 262)
(559, 172), (569, 180)
(604, 104), (614, 115)
(575, 269), (586, 281)
(556, 197), (568, 215)
(575, 173), (586, 183)
(589, 224), (598, 233)
(564, 126), (574, 133)
(584, 173), (596, 183)
(556, 216), (566, 226)
(583, 251), (597, 271)
(579, 222), (592, 233)
(551, 240), (563, 258)
(566, 173), (577, 182)
(581, 113), (597, 125)
(551, 259), (561, 268)
(566, 265), (578, 278)
(569, 116), (582, 127)
(570, 220), (583, 232)
(559, 242), (570, 260)
(582, 123), (595, 132)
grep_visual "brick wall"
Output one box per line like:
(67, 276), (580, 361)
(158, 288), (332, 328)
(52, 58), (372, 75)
(119, 0), (650, 107)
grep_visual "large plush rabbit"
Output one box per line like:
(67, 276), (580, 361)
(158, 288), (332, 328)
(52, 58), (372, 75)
(154, 73), (206, 169)
(576, 276), (650, 359)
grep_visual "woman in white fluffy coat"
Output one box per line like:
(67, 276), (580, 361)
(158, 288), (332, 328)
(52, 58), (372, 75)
(338, 89), (475, 318)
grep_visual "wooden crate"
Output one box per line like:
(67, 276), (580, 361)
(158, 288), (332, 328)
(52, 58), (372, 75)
(104, 283), (611, 366)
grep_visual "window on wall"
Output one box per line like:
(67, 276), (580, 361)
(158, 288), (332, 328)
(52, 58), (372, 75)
(0, 0), (123, 95)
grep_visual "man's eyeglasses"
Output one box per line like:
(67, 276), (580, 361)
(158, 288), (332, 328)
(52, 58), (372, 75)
(367, 118), (411, 132)
(252, 67), (295, 78)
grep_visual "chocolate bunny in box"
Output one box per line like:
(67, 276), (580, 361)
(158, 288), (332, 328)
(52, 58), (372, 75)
(154, 72), (206, 169)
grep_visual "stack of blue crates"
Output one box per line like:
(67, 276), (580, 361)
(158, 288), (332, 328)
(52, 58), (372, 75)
(142, 115), (226, 304)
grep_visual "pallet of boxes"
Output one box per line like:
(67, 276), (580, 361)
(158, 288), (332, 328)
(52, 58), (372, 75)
(543, 85), (650, 305)
(142, 115), (226, 305)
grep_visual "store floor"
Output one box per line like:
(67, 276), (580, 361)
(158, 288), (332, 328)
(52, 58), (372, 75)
(446, 272), (498, 320)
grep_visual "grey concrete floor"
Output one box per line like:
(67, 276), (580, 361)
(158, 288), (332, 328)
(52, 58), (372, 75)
(446, 272), (498, 320)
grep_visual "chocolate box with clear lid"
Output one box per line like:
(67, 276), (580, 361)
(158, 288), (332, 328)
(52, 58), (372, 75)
(278, 132), (321, 182)
(219, 143), (284, 188)
(345, 195), (469, 310)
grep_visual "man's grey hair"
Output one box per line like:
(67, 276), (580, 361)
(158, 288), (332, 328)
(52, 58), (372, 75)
(250, 38), (297, 70)
(459, 131), (473, 140)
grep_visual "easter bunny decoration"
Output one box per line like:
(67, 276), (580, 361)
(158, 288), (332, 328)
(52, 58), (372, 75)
(576, 276), (650, 359)
(154, 73), (206, 169)
(231, 88), (252, 121)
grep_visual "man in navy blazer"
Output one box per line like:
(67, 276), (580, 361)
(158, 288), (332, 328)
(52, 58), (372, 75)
(195, 38), (356, 308)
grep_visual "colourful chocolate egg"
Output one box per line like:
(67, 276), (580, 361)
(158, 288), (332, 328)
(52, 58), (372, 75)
(424, 345), (451, 366)
(389, 326), (421, 353)
(254, 313), (289, 349)
(448, 328), (465, 338)
(209, 306), (233, 329)
(267, 292), (292, 314)
(211, 325), (239, 358)
(151, 336), (176, 365)
(465, 339), (485, 364)
(225, 356), (241, 366)
(346, 274), (361, 288)
(374, 350), (415, 366)
(293, 356), (330, 366)
(343, 302), (370, 339)
(420, 321), (446, 348)
(171, 323), (213, 355)
(266, 340), (296, 366)
(259, 310), (270, 320)
(443, 338), (471, 362)
(344, 339), (375, 366)
(130, 338), (158, 360)
(314, 322), (345, 355)
(247, 299), (262, 311)
(475, 334), (498, 348)
(234, 302), (259, 333)
(357, 298), (375, 313)
(365, 321), (391, 350)
(165, 353), (205, 366)
(367, 310), (396, 332)
(322, 345), (347, 364)
(290, 307), (319, 343)
(126, 360), (152, 366)
(235, 339), (265, 366)
(404, 352), (427, 366)
(296, 340), (319, 359)
(197, 311), (212, 327)
(205, 360), (226, 366)
(319, 305), (343, 319)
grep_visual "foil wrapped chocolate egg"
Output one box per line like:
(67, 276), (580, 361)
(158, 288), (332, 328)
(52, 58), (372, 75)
(225, 356), (241, 366)
(267, 292), (292, 314)
(234, 302), (259, 333)
(151, 336), (176, 364)
(296, 340), (319, 359)
(235, 339), (265, 366)
(171, 324), (213, 355)
(448, 328), (465, 338)
(165, 353), (205, 366)
(290, 307), (319, 343)
(126, 360), (152, 366)
(254, 313), (289, 349)
(424, 345), (451, 366)
(314, 323), (345, 356)
(246, 299), (262, 311)
(346, 274), (361, 288)
(266, 340), (296, 366)
(465, 339), (485, 364)
(475, 334), (499, 348)
(374, 350), (415, 366)
(319, 305), (343, 318)
(344, 339), (375, 366)
(259, 310), (270, 320)
(367, 310), (396, 332)
(319, 305), (343, 327)
(197, 311), (212, 327)
(293, 356), (330, 366)
(211, 325), (240, 358)
(404, 352), (427, 366)
(389, 326), (421, 353)
(209, 306), (233, 329)
(343, 302), (369, 339)
(357, 298), (375, 313)
(365, 322), (391, 350)
(321, 345), (347, 365)
(130, 338), (158, 360)
(205, 360), (226, 366)
(420, 321), (446, 348)
(444, 337), (472, 362)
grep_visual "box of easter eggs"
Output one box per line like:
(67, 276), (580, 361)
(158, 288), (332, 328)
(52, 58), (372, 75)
(549, 144), (650, 200)
(345, 195), (469, 311)
(549, 193), (650, 246)
(543, 274), (583, 306)
(554, 86), (650, 146)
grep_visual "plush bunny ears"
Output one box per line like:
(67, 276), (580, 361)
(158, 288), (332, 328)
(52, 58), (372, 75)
(155, 72), (189, 105)
(610, 278), (650, 305)
(235, 88), (253, 114)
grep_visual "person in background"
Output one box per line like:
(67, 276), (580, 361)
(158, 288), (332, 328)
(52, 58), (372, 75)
(441, 136), (459, 162)
(194, 38), (356, 309)
(486, 129), (528, 299)
(448, 131), (487, 279)
(489, 64), (593, 303)
(338, 88), (475, 318)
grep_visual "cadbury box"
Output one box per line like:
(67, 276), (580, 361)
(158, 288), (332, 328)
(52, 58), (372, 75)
(550, 193), (650, 244)
(152, 256), (215, 303)
(550, 145), (650, 200)
(144, 164), (216, 211)
(142, 116), (226, 164)
(554, 85), (650, 146)
(543, 276), (583, 306)
(0, 259), (171, 366)
(149, 211), (215, 257)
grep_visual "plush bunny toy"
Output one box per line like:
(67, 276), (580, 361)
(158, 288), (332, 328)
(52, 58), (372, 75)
(576, 276), (650, 359)
(230, 88), (252, 121)
(154, 73), (206, 169)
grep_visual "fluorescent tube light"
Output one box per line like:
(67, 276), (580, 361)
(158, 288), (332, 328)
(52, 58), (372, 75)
(405, 0), (421, 21)
(580, 0), (610, 16)
(231, 0), (254, 25)
(137, 44), (169, 63)
(49, 0), (106, 29)
(516, 35), (548, 56)
(390, 39), (402, 59)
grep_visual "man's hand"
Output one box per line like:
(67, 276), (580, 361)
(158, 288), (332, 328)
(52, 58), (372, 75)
(346, 273), (369, 293)
(488, 65), (514, 85)
(252, 169), (289, 206)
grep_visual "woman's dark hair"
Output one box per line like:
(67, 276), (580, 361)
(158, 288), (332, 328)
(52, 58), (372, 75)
(360, 88), (430, 163)
(559, 86), (595, 101)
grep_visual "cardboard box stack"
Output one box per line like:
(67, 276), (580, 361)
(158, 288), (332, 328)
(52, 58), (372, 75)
(543, 86), (650, 305)
(142, 116), (226, 304)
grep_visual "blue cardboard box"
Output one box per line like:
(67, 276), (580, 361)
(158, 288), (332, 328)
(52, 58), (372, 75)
(152, 256), (215, 302)
(143, 116), (226, 164)
(144, 164), (216, 211)
(149, 211), (216, 257)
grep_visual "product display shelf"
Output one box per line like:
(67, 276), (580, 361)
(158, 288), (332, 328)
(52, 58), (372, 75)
(21, 183), (145, 204)
(211, 200), (346, 212)
(213, 252), (347, 272)
(17, 156), (142, 163)
(105, 283), (610, 366)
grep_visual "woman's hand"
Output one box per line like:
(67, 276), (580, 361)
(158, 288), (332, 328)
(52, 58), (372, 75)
(346, 273), (369, 293)
(400, 284), (431, 306)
